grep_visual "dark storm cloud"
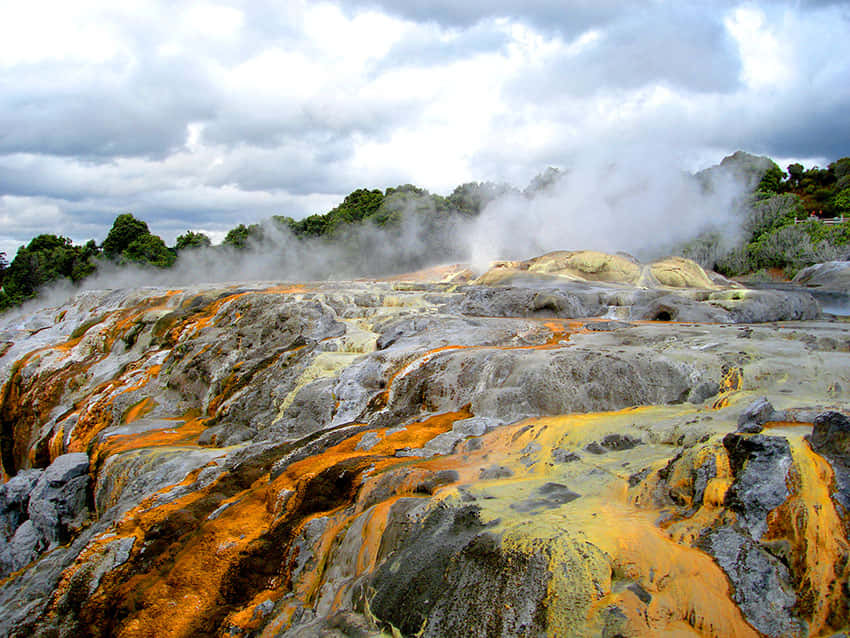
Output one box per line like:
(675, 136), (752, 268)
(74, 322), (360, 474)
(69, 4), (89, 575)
(727, 98), (850, 162)
(201, 96), (418, 152)
(0, 57), (217, 159)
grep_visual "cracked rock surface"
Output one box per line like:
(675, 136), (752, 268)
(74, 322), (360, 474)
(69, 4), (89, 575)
(0, 254), (847, 637)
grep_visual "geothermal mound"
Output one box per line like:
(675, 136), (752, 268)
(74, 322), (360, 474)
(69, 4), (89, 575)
(0, 252), (847, 637)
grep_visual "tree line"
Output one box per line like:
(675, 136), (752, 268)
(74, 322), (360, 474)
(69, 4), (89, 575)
(2, 153), (849, 310)
(0, 181), (516, 310)
(682, 153), (850, 277)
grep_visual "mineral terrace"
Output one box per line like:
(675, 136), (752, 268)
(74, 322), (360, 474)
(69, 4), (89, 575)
(0, 250), (849, 637)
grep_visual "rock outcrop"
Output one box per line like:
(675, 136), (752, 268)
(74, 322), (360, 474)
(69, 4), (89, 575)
(0, 253), (845, 637)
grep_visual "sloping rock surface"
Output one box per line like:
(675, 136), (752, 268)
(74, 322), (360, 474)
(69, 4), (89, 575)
(0, 255), (846, 637)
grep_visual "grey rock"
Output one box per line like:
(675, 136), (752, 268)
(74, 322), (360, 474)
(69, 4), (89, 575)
(0, 469), (42, 539)
(479, 466), (514, 480)
(511, 482), (581, 512)
(380, 346), (702, 427)
(423, 431), (463, 455)
(599, 433), (642, 451)
(688, 380), (720, 404)
(809, 410), (850, 511)
(453, 285), (599, 318)
(810, 411), (850, 458)
(584, 320), (631, 331)
(61, 535), (135, 598)
(714, 289), (821, 323)
(414, 470), (460, 495)
(637, 295), (732, 323)
(364, 503), (551, 638)
(27, 453), (90, 548)
(1, 520), (44, 574)
(737, 397), (784, 433)
(692, 455), (717, 508)
(95, 447), (226, 516)
(793, 260), (850, 289)
(280, 610), (377, 638)
(39, 452), (89, 485)
(627, 582), (652, 605)
(0, 524), (101, 637)
(722, 434), (791, 540)
(452, 416), (499, 437)
(701, 526), (804, 637)
(355, 431), (381, 451)
(551, 449), (581, 463)
(273, 377), (338, 442)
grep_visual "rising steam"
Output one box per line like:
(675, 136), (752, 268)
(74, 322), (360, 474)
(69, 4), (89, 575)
(7, 145), (754, 315)
(466, 147), (749, 270)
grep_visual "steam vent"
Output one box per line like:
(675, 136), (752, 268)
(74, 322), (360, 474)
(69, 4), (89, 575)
(2, 250), (850, 637)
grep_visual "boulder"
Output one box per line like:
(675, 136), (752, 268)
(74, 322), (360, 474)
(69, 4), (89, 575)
(809, 411), (850, 511)
(793, 260), (850, 289)
(700, 527), (804, 638)
(810, 411), (850, 458)
(736, 397), (785, 433)
(0, 520), (44, 574)
(27, 453), (90, 548)
(722, 433), (792, 540)
(0, 469), (42, 539)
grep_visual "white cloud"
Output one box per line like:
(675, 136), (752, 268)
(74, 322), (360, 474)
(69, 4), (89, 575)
(725, 7), (789, 90)
(0, 0), (848, 260)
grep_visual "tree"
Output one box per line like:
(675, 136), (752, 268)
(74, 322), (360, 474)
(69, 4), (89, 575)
(447, 181), (514, 216)
(756, 165), (785, 195)
(787, 163), (804, 187)
(833, 188), (850, 216)
(744, 194), (803, 240)
(525, 167), (563, 194)
(2, 234), (97, 306)
(175, 230), (212, 251)
(123, 235), (176, 268)
(102, 214), (151, 258)
(0, 252), (7, 289)
(223, 223), (264, 249)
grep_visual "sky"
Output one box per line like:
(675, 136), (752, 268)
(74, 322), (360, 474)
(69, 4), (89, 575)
(0, 0), (848, 259)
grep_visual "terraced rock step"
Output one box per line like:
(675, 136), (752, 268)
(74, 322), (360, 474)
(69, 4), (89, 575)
(0, 253), (846, 637)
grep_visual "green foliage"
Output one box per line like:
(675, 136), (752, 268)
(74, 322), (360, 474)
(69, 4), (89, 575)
(447, 182), (515, 216)
(175, 230), (212, 251)
(715, 246), (753, 277)
(832, 188), (850, 216)
(1, 234), (97, 307)
(285, 189), (386, 237)
(744, 194), (804, 240)
(101, 213), (174, 268)
(0, 252), (8, 289)
(678, 232), (727, 270)
(787, 163), (804, 186)
(102, 214), (151, 257)
(223, 223), (264, 249)
(831, 157), (850, 180)
(123, 234), (176, 268)
(746, 223), (841, 276)
(802, 218), (850, 247)
(756, 165), (785, 195)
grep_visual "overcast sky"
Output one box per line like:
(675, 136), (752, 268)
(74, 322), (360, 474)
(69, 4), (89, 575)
(0, 0), (848, 257)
